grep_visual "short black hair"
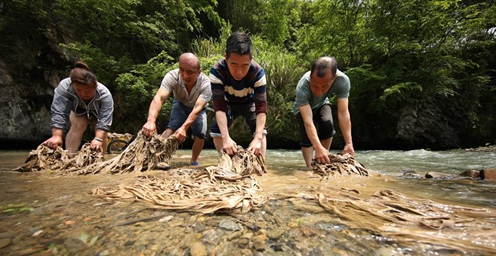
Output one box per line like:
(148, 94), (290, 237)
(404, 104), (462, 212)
(310, 57), (338, 78)
(225, 31), (253, 59)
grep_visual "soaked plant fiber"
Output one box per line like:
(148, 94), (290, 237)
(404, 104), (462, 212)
(314, 189), (496, 254)
(70, 132), (180, 175)
(12, 143), (104, 172)
(312, 153), (369, 178)
(93, 146), (267, 213)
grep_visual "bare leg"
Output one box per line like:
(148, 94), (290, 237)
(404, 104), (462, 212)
(161, 128), (174, 138)
(301, 146), (314, 168)
(66, 112), (90, 154)
(213, 137), (223, 153)
(261, 135), (267, 160)
(191, 136), (204, 164)
(321, 137), (333, 151)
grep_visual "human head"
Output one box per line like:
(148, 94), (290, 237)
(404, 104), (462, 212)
(225, 31), (253, 59)
(225, 32), (253, 81)
(70, 61), (98, 101)
(310, 56), (338, 78)
(309, 57), (338, 89)
(178, 52), (201, 87)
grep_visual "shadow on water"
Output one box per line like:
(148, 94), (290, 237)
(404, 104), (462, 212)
(1, 148), (496, 255)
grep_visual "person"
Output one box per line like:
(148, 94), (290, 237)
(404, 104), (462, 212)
(209, 31), (268, 158)
(293, 56), (355, 168)
(142, 52), (211, 166)
(43, 61), (114, 155)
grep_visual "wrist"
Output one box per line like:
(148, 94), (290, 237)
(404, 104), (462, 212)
(93, 137), (103, 142)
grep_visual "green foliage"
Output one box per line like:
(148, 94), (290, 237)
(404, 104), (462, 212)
(254, 38), (305, 139)
(2, 0), (496, 148)
(113, 51), (175, 132)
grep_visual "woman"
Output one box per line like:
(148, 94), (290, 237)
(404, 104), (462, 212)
(43, 61), (114, 155)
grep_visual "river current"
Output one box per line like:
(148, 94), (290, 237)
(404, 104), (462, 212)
(1, 148), (495, 255)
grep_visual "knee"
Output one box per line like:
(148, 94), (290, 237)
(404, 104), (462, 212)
(69, 122), (88, 133)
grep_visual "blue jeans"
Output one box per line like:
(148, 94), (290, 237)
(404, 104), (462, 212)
(210, 102), (267, 138)
(167, 99), (207, 139)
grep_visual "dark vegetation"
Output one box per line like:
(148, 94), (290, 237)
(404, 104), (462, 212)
(0, 0), (495, 150)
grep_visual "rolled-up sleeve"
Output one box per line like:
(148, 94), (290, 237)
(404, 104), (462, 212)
(50, 86), (72, 129)
(96, 92), (114, 132)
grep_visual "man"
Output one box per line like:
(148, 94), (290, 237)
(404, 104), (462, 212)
(142, 52), (211, 166)
(43, 61), (114, 155)
(294, 56), (355, 168)
(209, 32), (268, 158)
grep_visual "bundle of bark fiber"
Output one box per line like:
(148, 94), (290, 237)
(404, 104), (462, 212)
(314, 189), (496, 254)
(93, 147), (267, 213)
(69, 131), (180, 175)
(12, 143), (104, 172)
(312, 153), (369, 178)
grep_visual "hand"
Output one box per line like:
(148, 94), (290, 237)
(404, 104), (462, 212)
(222, 137), (238, 156)
(43, 136), (63, 149)
(90, 139), (103, 152)
(314, 146), (330, 164)
(142, 121), (157, 137)
(248, 138), (262, 155)
(174, 126), (187, 143)
(341, 144), (355, 156)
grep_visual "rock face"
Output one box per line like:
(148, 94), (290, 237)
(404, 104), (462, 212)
(396, 104), (462, 150)
(0, 62), (55, 148)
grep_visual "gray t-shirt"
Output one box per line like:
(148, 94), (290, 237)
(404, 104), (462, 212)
(161, 69), (212, 108)
(293, 70), (350, 115)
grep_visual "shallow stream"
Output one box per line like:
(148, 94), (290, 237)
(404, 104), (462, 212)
(1, 148), (495, 255)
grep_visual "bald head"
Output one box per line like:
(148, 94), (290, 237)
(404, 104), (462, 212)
(311, 56), (338, 78)
(178, 52), (202, 87)
(179, 52), (200, 70)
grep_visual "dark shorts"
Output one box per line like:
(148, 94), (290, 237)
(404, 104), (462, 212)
(296, 103), (336, 147)
(210, 102), (267, 137)
(74, 107), (97, 120)
(167, 99), (207, 139)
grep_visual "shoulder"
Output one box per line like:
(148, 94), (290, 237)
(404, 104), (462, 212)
(296, 71), (311, 88)
(198, 72), (211, 86)
(211, 59), (227, 71)
(336, 69), (350, 84)
(250, 59), (265, 74)
(165, 69), (180, 80)
(57, 77), (72, 89)
(162, 69), (180, 86)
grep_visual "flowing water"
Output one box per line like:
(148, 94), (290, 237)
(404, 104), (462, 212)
(1, 148), (496, 255)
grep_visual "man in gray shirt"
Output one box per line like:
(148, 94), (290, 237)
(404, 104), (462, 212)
(293, 56), (355, 168)
(142, 53), (212, 167)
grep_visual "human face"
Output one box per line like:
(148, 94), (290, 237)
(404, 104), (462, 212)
(226, 53), (251, 81)
(310, 70), (336, 97)
(73, 83), (97, 101)
(179, 58), (201, 88)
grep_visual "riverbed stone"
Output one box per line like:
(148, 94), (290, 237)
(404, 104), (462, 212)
(425, 172), (452, 179)
(481, 169), (496, 180)
(459, 170), (481, 179)
(267, 227), (286, 240)
(189, 241), (207, 256)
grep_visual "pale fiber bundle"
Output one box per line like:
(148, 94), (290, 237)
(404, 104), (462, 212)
(93, 147), (267, 213)
(312, 153), (369, 178)
(315, 189), (496, 254)
(12, 143), (104, 172)
(69, 131), (180, 175)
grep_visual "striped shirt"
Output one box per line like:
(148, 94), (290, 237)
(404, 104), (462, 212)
(209, 59), (267, 114)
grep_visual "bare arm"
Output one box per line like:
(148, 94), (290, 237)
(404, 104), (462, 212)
(248, 113), (266, 155)
(299, 104), (330, 164)
(174, 99), (208, 142)
(142, 87), (170, 137)
(336, 98), (355, 156)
